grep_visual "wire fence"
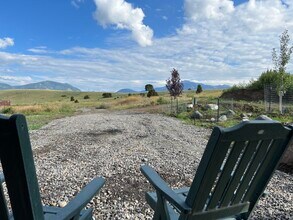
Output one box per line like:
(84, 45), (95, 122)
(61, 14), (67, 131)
(164, 98), (238, 121)
(159, 86), (293, 124)
(264, 84), (293, 113)
(163, 97), (275, 123)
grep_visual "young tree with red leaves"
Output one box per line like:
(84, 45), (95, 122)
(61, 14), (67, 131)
(166, 68), (183, 113)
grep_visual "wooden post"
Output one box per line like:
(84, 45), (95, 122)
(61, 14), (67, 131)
(217, 98), (220, 122)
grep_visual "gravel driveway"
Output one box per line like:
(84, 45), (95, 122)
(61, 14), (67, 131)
(30, 110), (293, 219)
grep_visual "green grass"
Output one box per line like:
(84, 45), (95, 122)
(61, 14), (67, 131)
(1, 89), (291, 130)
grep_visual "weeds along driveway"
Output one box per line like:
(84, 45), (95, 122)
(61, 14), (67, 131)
(30, 110), (293, 219)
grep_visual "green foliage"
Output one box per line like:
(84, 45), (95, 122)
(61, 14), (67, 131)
(70, 96), (75, 101)
(225, 69), (293, 92)
(247, 69), (293, 90)
(74, 99), (79, 103)
(272, 29), (293, 74)
(102, 93), (112, 98)
(196, 84), (203, 94)
(147, 89), (158, 97)
(1, 107), (14, 114)
(271, 29), (293, 92)
(84, 95), (90, 99)
(156, 97), (168, 105)
(59, 104), (73, 113)
(145, 84), (154, 92)
(96, 103), (109, 109)
(61, 94), (67, 97)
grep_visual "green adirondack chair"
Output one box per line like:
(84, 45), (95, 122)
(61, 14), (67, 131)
(141, 120), (293, 220)
(0, 114), (105, 220)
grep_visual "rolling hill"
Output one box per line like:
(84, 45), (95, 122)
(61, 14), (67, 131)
(0, 81), (80, 91)
(117, 80), (230, 93)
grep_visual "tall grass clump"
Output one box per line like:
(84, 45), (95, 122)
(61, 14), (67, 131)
(1, 107), (15, 114)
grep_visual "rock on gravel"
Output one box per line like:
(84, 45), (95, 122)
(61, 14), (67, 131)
(28, 111), (292, 219)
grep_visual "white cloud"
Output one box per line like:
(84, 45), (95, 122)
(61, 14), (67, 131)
(0, 75), (33, 85)
(28, 46), (49, 54)
(71, 0), (84, 9)
(93, 0), (153, 47)
(162, 16), (168, 21)
(0, 1), (293, 91)
(0, 37), (14, 49)
(184, 0), (234, 21)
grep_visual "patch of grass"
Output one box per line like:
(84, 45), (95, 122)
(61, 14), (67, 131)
(26, 113), (73, 130)
(96, 103), (109, 109)
(1, 107), (14, 114)
(156, 97), (169, 105)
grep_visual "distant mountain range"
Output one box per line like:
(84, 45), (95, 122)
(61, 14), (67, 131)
(0, 81), (80, 91)
(116, 80), (230, 93)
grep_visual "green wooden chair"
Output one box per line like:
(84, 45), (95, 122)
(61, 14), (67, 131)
(0, 114), (105, 220)
(141, 120), (293, 220)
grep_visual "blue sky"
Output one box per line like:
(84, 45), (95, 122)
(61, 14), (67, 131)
(0, 0), (292, 91)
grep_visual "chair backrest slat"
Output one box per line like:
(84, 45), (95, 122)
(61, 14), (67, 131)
(231, 139), (272, 204)
(184, 120), (292, 220)
(220, 140), (260, 207)
(0, 115), (44, 220)
(207, 141), (247, 210)
(186, 128), (232, 212)
(241, 138), (288, 205)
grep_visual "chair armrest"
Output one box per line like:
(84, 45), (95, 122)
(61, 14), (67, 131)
(140, 165), (191, 214)
(56, 177), (105, 219)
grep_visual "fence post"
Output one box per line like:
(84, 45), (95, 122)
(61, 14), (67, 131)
(269, 86), (272, 113)
(231, 98), (234, 111)
(217, 98), (220, 122)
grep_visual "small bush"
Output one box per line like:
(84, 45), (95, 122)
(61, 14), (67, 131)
(59, 104), (73, 113)
(147, 90), (158, 97)
(156, 97), (168, 105)
(84, 95), (90, 99)
(116, 96), (140, 105)
(61, 94), (67, 97)
(1, 107), (14, 114)
(196, 84), (203, 94)
(128, 93), (132, 96)
(70, 96), (75, 101)
(74, 99), (79, 103)
(102, 93), (112, 98)
(44, 107), (52, 112)
(96, 103), (108, 109)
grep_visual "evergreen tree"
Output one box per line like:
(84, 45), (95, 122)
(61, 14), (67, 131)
(196, 84), (203, 94)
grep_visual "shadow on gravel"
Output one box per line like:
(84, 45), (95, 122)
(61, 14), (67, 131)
(86, 129), (123, 138)
(278, 163), (293, 175)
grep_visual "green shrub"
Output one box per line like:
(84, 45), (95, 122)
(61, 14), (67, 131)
(70, 96), (75, 101)
(102, 93), (112, 98)
(74, 99), (79, 103)
(196, 84), (203, 94)
(96, 103), (108, 109)
(61, 94), (67, 97)
(84, 95), (90, 99)
(156, 97), (168, 105)
(147, 90), (158, 97)
(1, 107), (14, 114)
(59, 104), (73, 113)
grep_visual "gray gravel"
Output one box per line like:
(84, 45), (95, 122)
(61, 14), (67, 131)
(29, 111), (293, 219)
